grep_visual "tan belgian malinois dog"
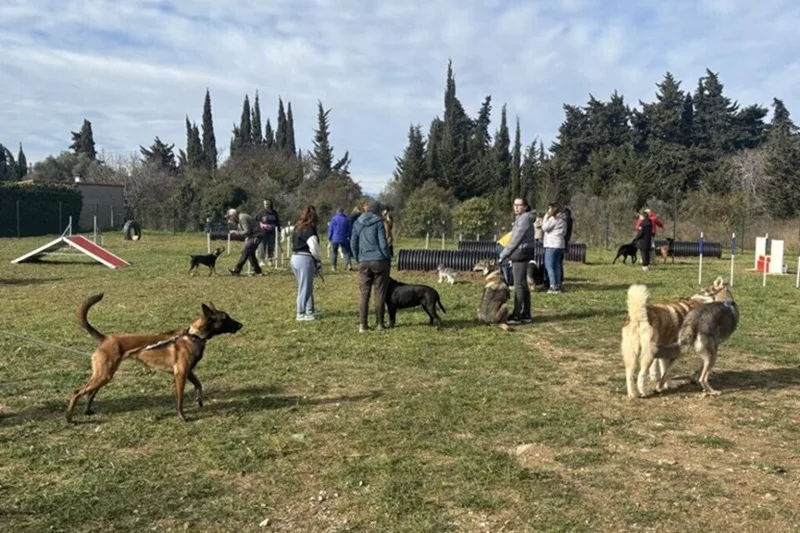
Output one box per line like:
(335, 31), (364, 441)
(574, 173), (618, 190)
(66, 293), (243, 422)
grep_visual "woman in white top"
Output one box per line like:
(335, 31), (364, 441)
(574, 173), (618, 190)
(290, 206), (323, 321)
(541, 202), (567, 293)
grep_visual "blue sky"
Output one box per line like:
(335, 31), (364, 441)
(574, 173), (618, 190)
(1, 0), (798, 194)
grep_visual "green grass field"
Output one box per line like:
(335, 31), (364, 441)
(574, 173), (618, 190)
(1, 231), (798, 532)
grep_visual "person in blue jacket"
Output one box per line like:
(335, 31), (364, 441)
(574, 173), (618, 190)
(328, 208), (353, 271)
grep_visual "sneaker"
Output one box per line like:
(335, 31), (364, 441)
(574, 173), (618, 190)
(296, 314), (306, 321)
(259, 261), (266, 267)
(642, 266), (650, 272)
(547, 288), (560, 294)
(519, 315), (533, 324)
(229, 269), (240, 276)
(507, 316), (522, 325)
(301, 314), (316, 321)
(376, 324), (387, 331)
(250, 271), (265, 277)
(359, 325), (369, 333)
(308, 309), (322, 317)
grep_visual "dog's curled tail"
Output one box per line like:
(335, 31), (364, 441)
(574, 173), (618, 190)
(77, 293), (106, 343)
(626, 284), (649, 323)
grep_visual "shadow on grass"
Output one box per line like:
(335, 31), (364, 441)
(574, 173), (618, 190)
(0, 278), (64, 286)
(652, 367), (800, 396)
(1, 384), (383, 426)
(564, 282), (663, 292)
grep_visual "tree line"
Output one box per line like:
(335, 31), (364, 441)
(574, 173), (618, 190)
(1, 89), (363, 230)
(387, 61), (800, 238)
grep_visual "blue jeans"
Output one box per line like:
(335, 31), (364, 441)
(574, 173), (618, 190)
(544, 248), (564, 289)
(331, 241), (352, 269)
(290, 254), (316, 316)
(496, 244), (513, 285)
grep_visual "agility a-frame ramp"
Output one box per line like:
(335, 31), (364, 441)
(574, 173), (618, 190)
(11, 220), (130, 269)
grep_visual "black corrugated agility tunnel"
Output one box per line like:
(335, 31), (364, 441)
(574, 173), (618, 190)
(456, 241), (587, 263)
(654, 239), (722, 258)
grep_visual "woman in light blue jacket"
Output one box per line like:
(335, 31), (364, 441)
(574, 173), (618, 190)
(541, 202), (567, 293)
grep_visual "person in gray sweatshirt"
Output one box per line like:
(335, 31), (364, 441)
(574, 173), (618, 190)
(498, 197), (537, 324)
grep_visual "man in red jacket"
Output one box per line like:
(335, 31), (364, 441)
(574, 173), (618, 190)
(634, 208), (664, 237)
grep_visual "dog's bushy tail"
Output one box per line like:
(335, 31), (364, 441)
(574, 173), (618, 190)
(77, 293), (106, 343)
(626, 284), (649, 323)
(437, 297), (446, 313)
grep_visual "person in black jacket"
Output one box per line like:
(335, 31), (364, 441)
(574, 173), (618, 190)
(561, 207), (573, 282)
(254, 199), (281, 266)
(634, 211), (653, 271)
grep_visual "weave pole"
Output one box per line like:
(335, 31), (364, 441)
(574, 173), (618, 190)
(698, 232), (704, 285)
(729, 232), (736, 286)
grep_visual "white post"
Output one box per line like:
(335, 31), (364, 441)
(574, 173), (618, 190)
(729, 232), (735, 287)
(110, 205), (114, 228)
(425, 232), (430, 250)
(796, 256), (799, 288)
(68, 216), (73, 236)
(476, 233), (480, 241)
(93, 215), (98, 244)
(698, 232), (704, 285)
(207, 231), (211, 254)
(275, 230), (280, 269)
(459, 221), (462, 242)
(762, 233), (769, 287)
(441, 232), (445, 250)
(227, 232), (231, 254)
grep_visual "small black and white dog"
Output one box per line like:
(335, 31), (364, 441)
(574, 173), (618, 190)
(189, 247), (225, 276)
(613, 241), (638, 265)
(385, 277), (446, 329)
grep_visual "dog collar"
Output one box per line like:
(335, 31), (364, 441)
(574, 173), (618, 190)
(721, 300), (735, 309)
(185, 329), (206, 342)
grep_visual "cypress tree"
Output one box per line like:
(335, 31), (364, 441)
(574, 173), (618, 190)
(275, 98), (287, 151)
(238, 94), (252, 149)
(510, 117), (522, 199)
(251, 91), (263, 144)
(286, 102), (297, 155)
(201, 89), (218, 172)
(69, 119), (97, 160)
(17, 143), (27, 179)
(493, 104), (511, 192)
(265, 118), (275, 149)
(311, 101), (334, 182)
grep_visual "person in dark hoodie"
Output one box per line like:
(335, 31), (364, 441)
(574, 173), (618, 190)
(254, 199), (281, 267)
(498, 197), (537, 324)
(634, 210), (653, 272)
(350, 199), (392, 332)
(328, 208), (352, 271)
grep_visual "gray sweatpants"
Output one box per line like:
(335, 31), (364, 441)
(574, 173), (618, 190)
(290, 254), (316, 316)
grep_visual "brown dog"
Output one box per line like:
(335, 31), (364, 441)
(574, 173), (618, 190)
(658, 238), (675, 264)
(66, 293), (243, 423)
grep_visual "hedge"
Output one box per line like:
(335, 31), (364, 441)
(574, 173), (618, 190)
(0, 182), (83, 237)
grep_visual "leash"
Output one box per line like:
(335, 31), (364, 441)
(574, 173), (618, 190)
(0, 328), (205, 358)
(0, 329), (91, 356)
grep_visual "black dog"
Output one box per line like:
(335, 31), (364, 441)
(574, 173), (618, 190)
(385, 277), (446, 329)
(613, 242), (638, 264)
(189, 247), (225, 276)
(526, 260), (548, 290)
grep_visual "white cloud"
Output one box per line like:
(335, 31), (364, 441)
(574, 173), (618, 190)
(0, 0), (798, 192)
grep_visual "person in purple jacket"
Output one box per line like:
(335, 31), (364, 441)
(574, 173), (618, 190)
(328, 208), (353, 271)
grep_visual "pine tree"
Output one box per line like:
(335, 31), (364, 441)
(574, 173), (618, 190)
(264, 118), (275, 149)
(251, 91), (263, 144)
(392, 124), (427, 201)
(69, 119), (97, 160)
(763, 98), (800, 218)
(275, 98), (287, 151)
(424, 117), (444, 184)
(438, 60), (473, 198)
(17, 143), (27, 179)
(311, 101), (334, 182)
(140, 137), (178, 173)
(510, 117), (522, 199)
(201, 89), (218, 172)
(0, 143), (17, 181)
(466, 96), (494, 197)
(286, 102), (297, 155)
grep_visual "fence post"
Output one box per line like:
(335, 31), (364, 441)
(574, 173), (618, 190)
(458, 221), (462, 242)
(730, 233), (736, 286)
(425, 220), (430, 250)
(697, 232), (704, 285)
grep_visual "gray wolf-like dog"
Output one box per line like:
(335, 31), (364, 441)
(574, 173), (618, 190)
(620, 276), (732, 398)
